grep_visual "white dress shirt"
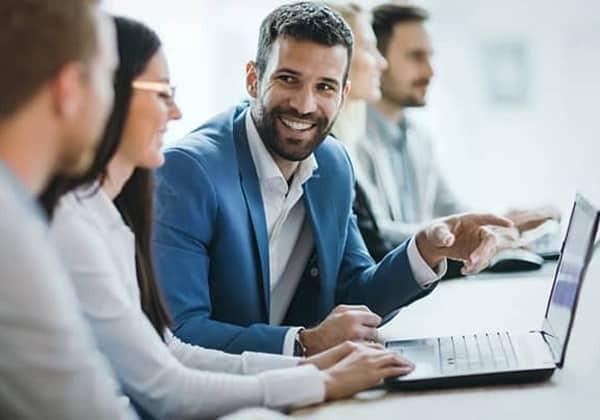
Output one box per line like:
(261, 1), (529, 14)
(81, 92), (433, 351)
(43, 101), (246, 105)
(245, 113), (446, 356)
(49, 185), (326, 420)
(0, 162), (136, 420)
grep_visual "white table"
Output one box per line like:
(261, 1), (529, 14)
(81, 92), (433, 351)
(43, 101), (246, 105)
(293, 257), (600, 419)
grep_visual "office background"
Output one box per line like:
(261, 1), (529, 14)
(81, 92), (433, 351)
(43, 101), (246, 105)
(104, 0), (600, 219)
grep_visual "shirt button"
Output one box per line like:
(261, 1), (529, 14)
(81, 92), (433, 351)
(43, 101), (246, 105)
(310, 267), (319, 277)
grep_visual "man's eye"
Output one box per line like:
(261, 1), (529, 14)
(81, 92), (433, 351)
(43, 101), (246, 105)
(318, 83), (336, 93)
(278, 75), (296, 83)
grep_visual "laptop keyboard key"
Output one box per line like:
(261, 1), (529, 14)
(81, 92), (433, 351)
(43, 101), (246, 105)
(438, 332), (517, 374)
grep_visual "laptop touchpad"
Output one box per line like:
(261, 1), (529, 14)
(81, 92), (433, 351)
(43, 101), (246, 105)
(387, 338), (441, 378)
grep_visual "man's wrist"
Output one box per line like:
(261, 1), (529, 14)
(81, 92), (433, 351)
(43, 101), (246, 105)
(294, 328), (307, 357)
(298, 328), (318, 356)
(415, 231), (444, 268)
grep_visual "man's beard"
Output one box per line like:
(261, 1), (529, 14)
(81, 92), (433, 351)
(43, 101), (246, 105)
(65, 147), (96, 175)
(59, 133), (100, 176)
(384, 78), (430, 108)
(402, 95), (427, 108)
(251, 100), (335, 162)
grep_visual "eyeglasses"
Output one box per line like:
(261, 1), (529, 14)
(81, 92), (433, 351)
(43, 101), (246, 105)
(131, 80), (176, 105)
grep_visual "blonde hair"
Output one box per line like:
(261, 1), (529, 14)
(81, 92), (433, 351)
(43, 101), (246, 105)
(323, 2), (365, 32)
(325, 2), (371, 181)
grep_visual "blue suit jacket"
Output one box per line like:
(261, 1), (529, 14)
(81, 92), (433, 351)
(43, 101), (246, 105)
(153, 103), (434, 354)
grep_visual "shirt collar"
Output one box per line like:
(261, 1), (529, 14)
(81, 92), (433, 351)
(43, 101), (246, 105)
(245, 110), (318, 187)
(0, 158), (46, 222)
(73, 182), (125, 230)
(367, 104), (408, 147)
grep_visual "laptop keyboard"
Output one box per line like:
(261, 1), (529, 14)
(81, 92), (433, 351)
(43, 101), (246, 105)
(439, 332), (519, 373)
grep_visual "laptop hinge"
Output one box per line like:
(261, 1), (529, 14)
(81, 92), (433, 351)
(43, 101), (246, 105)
(537, 325), (562, 367)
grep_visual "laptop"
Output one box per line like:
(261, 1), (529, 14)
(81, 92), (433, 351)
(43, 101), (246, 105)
(385, 194), (600, 390)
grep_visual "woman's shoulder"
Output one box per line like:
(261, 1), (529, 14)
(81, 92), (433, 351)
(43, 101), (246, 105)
(53, 185), (121, 233)
(49, 188), (133, 309)
(50, 188), (113, 261)
(52, 189), (95, 230)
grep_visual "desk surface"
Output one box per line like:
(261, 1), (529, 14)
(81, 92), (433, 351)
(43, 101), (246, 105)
(293, 259), (600, 419)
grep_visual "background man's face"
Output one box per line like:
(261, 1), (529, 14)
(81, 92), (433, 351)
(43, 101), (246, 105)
(61, 11), (118, 175)
(380, 21), (434, 108)
(248, 37), (349, 162)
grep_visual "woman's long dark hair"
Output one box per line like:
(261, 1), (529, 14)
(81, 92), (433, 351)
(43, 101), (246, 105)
(39, 16), (171, 338)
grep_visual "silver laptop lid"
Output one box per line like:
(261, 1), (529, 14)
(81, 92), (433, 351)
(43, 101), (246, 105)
(542, 194), (599, 368)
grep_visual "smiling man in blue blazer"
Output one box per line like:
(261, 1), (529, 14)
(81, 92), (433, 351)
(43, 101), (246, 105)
(153, 2), (511, 356)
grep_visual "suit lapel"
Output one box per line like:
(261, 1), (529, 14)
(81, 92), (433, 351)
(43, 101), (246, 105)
(303, 166), (339, 312)
(232, 108), (271, 315)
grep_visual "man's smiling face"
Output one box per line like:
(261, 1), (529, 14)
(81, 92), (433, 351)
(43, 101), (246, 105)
(248, 37), (350, 162)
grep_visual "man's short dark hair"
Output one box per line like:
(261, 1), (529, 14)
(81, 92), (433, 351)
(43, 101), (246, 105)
(255, 1), (354, 84)
(371, 3), (429, 55)
(0, 0), (99, 118)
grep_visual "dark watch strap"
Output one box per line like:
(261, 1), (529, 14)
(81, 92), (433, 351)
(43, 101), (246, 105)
(293, 328), (307, 357)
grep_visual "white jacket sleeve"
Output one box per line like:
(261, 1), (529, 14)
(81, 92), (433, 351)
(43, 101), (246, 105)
(50, 194), (325, 419)
(166, 330), (301, 374)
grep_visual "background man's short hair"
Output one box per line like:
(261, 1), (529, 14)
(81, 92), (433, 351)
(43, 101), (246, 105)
(371, 3), (429, 55)
(0, 0), (100, 117)
(255, 1), (354, 84)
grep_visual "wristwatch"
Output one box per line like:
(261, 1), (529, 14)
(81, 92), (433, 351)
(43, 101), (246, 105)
(293, 328), (307, 357)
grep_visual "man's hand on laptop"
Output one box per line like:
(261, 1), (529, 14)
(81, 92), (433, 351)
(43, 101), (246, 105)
(298, 305), (381, 356)
(415, 213), (514, 275)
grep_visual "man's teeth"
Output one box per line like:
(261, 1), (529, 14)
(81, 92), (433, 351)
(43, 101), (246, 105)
(281, 117), (313, 131)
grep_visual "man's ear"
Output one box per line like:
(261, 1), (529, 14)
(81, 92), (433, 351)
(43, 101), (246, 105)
(52, 63), (85, 120)
(245, 61), (259, 98)
(340, 79), (351, 107)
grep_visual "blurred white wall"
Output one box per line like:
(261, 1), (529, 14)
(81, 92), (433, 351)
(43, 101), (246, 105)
(103, 0), (600, 216)
(415, 0), (600, 217)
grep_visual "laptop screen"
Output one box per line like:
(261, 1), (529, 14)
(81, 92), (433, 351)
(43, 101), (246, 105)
(544, 194), (599, 366)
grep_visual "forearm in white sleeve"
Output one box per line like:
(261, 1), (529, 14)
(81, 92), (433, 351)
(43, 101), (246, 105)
(166, 330), (300, 374)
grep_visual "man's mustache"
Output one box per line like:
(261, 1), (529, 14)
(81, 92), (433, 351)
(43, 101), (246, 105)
(274, 108), (316, 121)
(412, 79), (430, 88)
(272, 108), (327, 127)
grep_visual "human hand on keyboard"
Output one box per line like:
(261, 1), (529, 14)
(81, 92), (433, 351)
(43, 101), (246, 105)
(322, 342), (414, 401)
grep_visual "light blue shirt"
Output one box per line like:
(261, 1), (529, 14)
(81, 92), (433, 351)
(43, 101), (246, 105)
(0, 159), (136, 420)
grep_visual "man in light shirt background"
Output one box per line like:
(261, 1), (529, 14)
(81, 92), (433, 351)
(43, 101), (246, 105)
(355, 3), (559, 265)
(0, 1), (136, 418)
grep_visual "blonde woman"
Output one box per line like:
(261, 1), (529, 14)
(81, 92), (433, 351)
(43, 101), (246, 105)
(327, 2), (396, 260)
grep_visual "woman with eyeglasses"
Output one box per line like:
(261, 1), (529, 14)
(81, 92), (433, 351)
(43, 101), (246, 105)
(40, 16), (413, 420)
